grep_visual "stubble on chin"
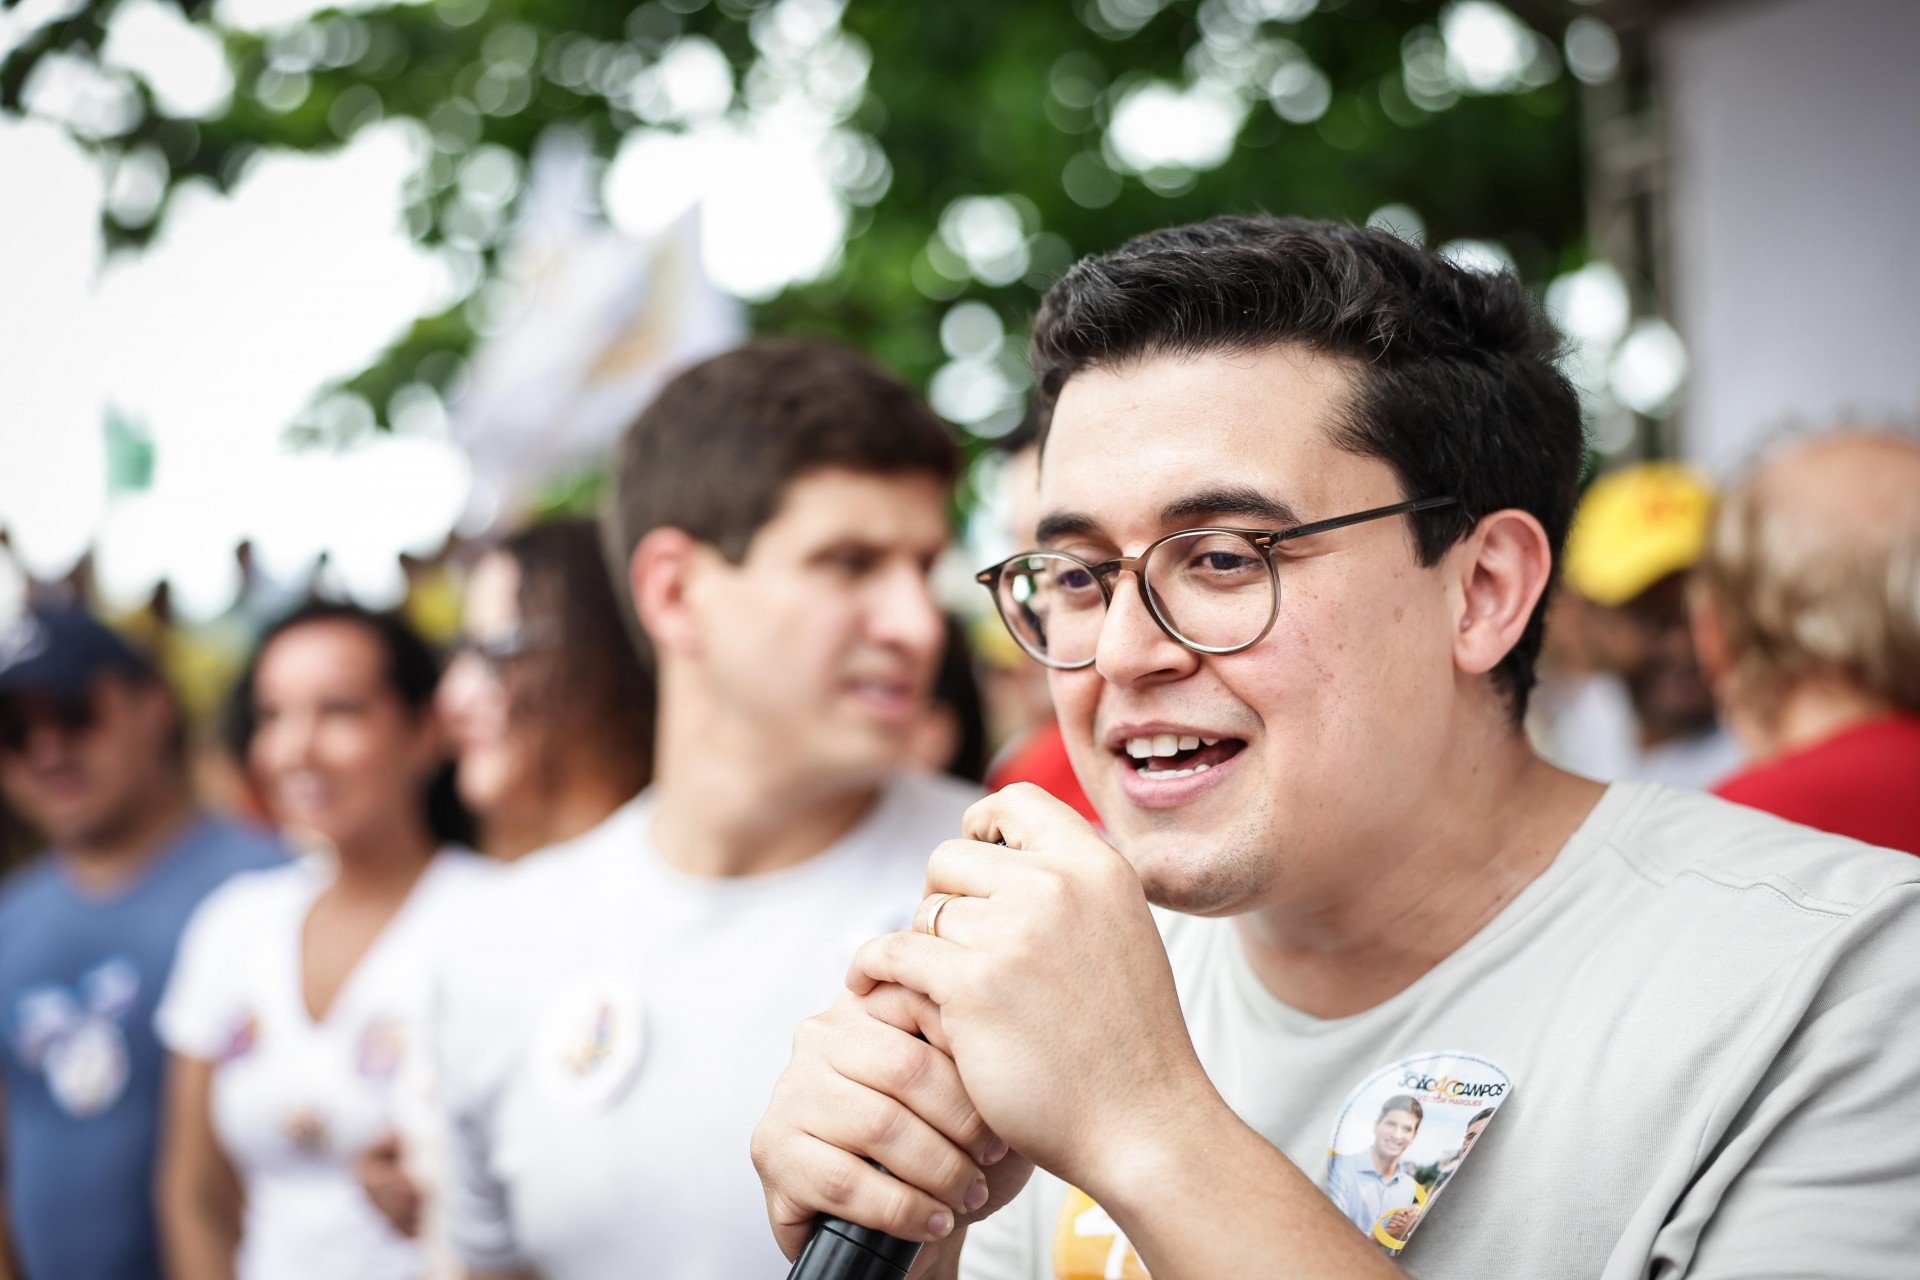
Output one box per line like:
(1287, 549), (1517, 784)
(1117, 818), (1280, 919)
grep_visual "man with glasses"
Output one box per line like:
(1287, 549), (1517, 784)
(752, 217), (1920, 1277)
(0, 608), (281, 1280)
(429, 339), (979, 1279)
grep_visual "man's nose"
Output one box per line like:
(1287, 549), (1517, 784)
(1094, 573), (1197, 687)
(264, 710), (323, 767)
(869, 566), (946, 656)
(20, 716), (76, 766)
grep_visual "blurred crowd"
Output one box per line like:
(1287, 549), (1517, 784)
(3, 298), (1918, 1279)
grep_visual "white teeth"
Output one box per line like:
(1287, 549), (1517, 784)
(1124, 734), (1225, 758)
(1140, 762), (1212, 780)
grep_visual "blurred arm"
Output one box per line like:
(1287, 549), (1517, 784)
(157, 1054), (241, 1280)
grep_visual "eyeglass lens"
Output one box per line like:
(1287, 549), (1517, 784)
(995, 529), (1275, 667)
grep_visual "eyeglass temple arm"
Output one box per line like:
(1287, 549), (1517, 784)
(1263, 495), (1459, 546)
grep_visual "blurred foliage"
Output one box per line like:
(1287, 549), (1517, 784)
(2, 0), (1591, 450)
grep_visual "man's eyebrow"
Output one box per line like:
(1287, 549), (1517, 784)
(1034, 511), (1104, 545)
(1160, 486), (1301, 530)
(1033, 488), (1303, 548)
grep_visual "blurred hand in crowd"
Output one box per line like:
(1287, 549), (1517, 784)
(355, 1133), (422, 1239)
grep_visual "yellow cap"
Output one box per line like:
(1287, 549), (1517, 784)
(1563, 462), (1714, 607)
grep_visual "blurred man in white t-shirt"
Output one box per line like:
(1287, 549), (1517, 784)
(430, 338), (978, 1280)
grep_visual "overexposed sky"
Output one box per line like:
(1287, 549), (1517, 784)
(0, 113), (464, 614)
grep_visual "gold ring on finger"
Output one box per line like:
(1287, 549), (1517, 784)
(924, 892), (960, 939)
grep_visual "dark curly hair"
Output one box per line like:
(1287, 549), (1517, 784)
(1029, 215), (1584, 717)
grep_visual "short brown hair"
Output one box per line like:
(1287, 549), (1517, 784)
(1378, 1095), (1424, 1127)
(607, 338), (959, 569)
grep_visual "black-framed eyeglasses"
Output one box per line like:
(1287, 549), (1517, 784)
(975, 496), (1459, 670)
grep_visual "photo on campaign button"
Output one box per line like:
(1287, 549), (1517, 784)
(1323, 1050), (1514, 1255)
(531, 972), (646, 1111)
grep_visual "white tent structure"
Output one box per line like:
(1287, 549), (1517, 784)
(1587, 0), (1920, 471)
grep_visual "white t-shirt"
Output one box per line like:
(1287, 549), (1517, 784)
(961, 783), (1920, 1280)
(157, 850), (492, 1280)
(434, 771), (978, 1280)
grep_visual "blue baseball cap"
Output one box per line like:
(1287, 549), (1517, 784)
(0, 608), (155, 698)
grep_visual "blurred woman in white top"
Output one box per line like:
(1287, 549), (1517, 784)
(156, 601), (487, 1280)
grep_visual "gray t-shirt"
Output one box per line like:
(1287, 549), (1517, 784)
(961, 783), (1920, 1279)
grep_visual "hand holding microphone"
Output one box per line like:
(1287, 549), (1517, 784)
(783, 896), (979, 1280)
(762, 785), (1200, 1273)
(754, 976), (1027, 1278)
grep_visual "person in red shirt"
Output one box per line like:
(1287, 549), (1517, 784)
(1693, 429), (1920, 853)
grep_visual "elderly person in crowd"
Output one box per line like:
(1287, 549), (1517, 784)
(1694, 428), (1920, 853)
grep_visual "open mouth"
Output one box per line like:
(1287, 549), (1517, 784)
(1117, 733), (1247, 779)
(845, 676), (922, 724)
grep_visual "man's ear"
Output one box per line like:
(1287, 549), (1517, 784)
(1452, 508), (1553, 683)
(629, 528), (709, 662)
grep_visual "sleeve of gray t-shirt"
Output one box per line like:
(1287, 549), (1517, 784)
(1633, 881), (1920, 1279)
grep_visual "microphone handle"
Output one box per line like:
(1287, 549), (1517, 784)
(786, 1216), (921, 1279)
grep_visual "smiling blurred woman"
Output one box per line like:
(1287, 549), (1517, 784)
(155, 602), (487, 1280)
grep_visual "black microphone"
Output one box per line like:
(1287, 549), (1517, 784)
(793, 877), (997, 1278)
(786, 1216), (920, 1279)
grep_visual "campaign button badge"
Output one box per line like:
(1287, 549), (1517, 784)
(533, 972), (645, 1110)
(1323, 1049), (1514, 1256)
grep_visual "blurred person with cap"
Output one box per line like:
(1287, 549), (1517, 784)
(0, 608), (282, 1280)
(1539, 461), (1741, 788)
(1694, 429), (1920, 853)
(428, 338), (979, 1280)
